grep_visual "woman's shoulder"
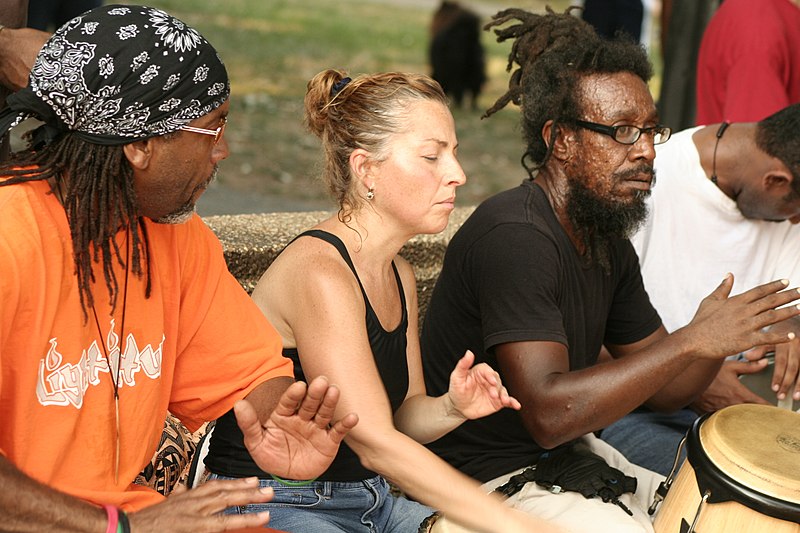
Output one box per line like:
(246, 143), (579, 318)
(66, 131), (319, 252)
(260, 229), (363, 300)
(278, 229), (355, 275)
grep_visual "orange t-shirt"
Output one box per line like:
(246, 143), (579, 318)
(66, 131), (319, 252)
(0, 179), (292, 510)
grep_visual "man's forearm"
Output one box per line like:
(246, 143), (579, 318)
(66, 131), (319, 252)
(649, 352), (724, 410)
(0, 0), (29, 28)
(0, 27), (50, 91)
(0, 456), (106, 532)
(245, 376), (295, 423)
(0, 0), (24, 159)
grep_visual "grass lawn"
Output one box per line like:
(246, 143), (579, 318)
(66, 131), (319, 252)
(124, 0), (644, 212)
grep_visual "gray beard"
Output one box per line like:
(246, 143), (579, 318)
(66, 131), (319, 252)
(153, 203), (196, 224)
(153, 168), (217, 224)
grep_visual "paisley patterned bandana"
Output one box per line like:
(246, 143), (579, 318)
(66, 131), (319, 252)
(0, 4), (229, 146)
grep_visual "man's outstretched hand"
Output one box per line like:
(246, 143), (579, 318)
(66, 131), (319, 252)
(235, 376), (358, 480)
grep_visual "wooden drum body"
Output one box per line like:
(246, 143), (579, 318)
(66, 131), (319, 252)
(653, 404), (800, 532)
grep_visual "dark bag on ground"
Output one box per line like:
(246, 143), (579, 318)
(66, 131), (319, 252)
(494, 442), (638, 515)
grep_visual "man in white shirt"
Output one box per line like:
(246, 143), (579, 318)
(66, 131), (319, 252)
(601, 103), (800, 475)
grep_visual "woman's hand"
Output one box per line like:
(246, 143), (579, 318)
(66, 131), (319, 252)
(446, 350), (521, 420)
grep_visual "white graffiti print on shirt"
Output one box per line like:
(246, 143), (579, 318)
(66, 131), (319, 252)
(36, 318), (165, 408)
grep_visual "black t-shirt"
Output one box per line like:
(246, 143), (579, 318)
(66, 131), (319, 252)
(421, 180), (661, 483)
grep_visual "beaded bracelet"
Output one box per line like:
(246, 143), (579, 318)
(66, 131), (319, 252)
(269, 473), (317, 487)
(102, 504), (119, 533)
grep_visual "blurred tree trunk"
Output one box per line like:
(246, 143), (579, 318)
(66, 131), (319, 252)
(657, 0), (719, 131)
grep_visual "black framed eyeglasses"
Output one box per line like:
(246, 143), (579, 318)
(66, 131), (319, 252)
(574, 119), (671, 145)
(179, 116), (227, 144)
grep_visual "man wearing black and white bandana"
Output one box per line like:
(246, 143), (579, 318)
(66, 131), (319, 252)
(0, 5), (357, 532)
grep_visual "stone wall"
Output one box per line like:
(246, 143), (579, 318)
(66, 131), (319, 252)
(203, 207), (474, 319)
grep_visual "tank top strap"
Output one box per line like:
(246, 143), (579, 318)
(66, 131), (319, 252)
(291, 229), (406, 322)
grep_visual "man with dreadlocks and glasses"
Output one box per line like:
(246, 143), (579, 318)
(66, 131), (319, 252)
(419, 7), (800, 532)
(0, 5), (357, 532)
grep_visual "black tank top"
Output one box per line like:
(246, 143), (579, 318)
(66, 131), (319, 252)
(205, 230), (410, 481)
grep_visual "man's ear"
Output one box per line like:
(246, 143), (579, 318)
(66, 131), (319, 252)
(122, 138), (156, 170)
(543, 120), (575, 163)
(763, 169), (793, 195)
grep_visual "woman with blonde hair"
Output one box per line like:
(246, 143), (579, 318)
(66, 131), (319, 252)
(204, 70), (563, 533)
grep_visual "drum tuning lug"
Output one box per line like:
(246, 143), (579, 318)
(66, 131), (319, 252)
(648, 481), (668, 515)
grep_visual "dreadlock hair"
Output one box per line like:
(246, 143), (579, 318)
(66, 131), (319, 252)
(484, 6), (652, 178)
(0, 133), (151, 320)
(756, 103), (800, 198)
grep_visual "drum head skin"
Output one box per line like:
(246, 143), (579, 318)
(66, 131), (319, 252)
(700, 404), (800, 505)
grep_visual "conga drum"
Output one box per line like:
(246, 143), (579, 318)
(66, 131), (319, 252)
(653, 404), (800, 532)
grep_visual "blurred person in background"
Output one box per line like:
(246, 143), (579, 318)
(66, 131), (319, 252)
(581, 0), (644, 43)
(696, 0), (800, 124)
(27, 0), (102, 31)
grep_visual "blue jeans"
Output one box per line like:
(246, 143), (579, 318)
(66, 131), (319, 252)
(209, 474), (432, 533)
(600, 408), (698, 476)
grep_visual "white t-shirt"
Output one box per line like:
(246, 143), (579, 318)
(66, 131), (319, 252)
(632, 127), (800, 333)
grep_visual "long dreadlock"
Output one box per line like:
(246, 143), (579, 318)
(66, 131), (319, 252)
(0, 134), (151, 320)
(483, 6), (652, 178)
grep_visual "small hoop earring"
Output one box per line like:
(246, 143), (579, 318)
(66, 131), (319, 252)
(366, 188), (375, 200)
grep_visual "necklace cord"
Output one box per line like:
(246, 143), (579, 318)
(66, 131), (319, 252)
(710, 122), (730, 185)
(89, 228), (130, 485)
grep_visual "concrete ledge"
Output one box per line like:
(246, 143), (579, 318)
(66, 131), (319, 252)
(204, 207), (474, 317)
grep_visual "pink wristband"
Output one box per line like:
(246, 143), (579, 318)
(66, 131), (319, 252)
(103, 504), (119, 533)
